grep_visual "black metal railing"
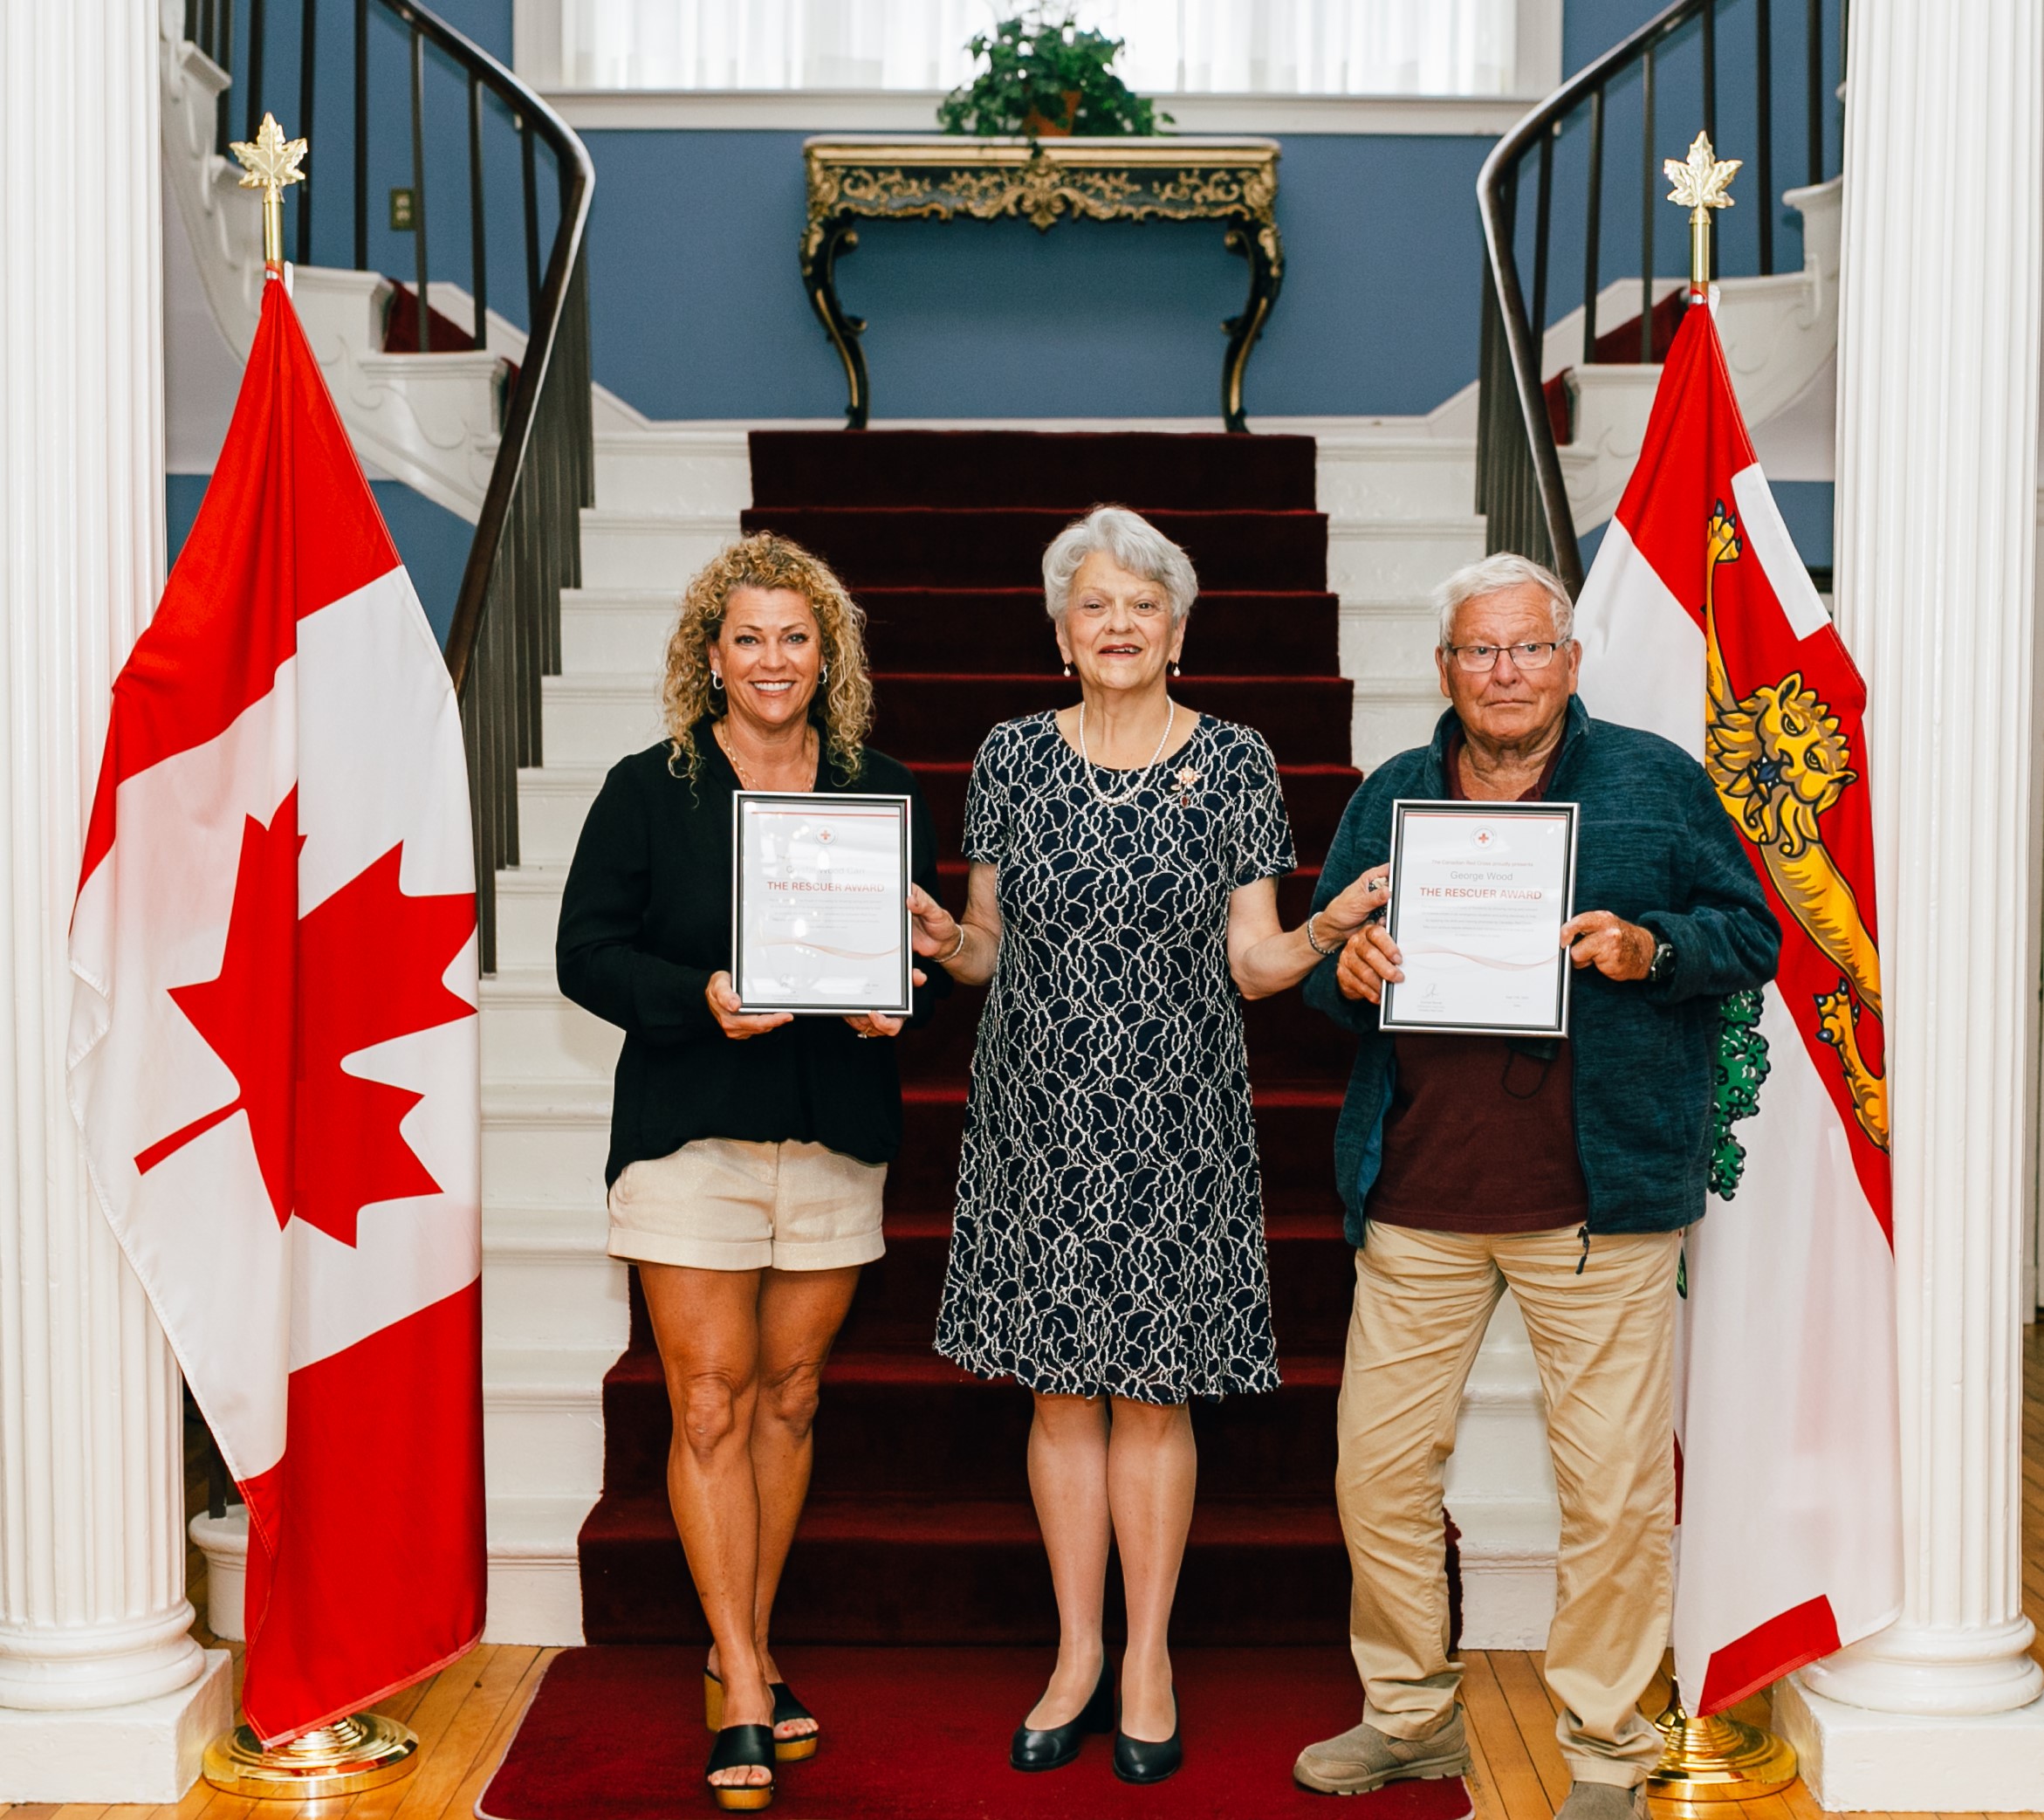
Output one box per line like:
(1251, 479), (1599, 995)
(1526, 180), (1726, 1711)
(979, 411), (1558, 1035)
(181, 0), (594, 972)
(1475, 0), (1844, 591)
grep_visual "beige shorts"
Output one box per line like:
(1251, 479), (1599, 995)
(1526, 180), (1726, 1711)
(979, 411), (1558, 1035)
(607, 1137), (887, 1273)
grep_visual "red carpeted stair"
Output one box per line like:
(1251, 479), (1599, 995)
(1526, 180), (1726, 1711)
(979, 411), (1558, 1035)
(576, 429), (1376, 1647)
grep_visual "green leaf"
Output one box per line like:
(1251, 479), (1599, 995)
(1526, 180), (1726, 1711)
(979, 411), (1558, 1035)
(937, 4), (1168, 137)
(1707, 988), (1771, 1199)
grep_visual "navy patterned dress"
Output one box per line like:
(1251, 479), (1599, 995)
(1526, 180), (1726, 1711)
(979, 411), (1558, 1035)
(935, 711), (1296, 1404)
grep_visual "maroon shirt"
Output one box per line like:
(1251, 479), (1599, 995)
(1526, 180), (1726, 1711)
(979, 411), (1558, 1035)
(1366, 726), (1589, 1237)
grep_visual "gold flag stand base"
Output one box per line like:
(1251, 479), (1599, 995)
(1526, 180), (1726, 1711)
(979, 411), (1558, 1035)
(202, 1713), (419, 1799)
(1645, 1682), (1798, 1810)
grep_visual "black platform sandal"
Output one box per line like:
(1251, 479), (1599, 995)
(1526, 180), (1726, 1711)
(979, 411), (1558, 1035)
(1011, 1664), (1114, 1772)
(705, 1724), (776, 1812)
(703, 1672), (820, 1763)
(1113, 1697), (1183, 1785)
(768, 1683), (819, 1762)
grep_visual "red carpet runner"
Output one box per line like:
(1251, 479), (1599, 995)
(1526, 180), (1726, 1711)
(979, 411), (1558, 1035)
(480, 1645), (1474, 1820)
(575, 430), (1433, 1645)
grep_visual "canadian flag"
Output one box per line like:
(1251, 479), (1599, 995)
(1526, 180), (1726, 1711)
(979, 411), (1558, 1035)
(66, 277), (484, 1741)
(1574, 302), (1902, 1711)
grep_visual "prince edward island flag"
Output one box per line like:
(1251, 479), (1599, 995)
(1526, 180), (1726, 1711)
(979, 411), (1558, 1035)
(1573, 301), (1901, 1712)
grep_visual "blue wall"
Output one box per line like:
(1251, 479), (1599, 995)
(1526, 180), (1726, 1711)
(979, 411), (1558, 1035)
(233, 2), (1821, 423)
(586, 128), (1493, 422)
(573, 0), (1838, 424)
(196, 0), (1840, 555)
(216, 0), (1843, 424)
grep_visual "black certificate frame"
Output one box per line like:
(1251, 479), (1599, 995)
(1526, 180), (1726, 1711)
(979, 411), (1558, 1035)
(1377, 797), (1581, 1040)
(730, 791), (915, 1017)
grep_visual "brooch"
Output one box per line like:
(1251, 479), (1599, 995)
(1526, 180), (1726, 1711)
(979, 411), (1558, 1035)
(1174, 765), (1203, 807)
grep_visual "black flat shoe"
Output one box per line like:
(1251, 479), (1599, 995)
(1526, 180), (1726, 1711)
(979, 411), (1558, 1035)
(705, 1724), (776, 1811)
(1010, 1664), (1114, 1772)
(1113, 1699), (1183, 1785)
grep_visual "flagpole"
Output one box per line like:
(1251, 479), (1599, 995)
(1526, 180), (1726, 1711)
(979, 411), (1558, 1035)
(195, 118), (422, 1806)
(1666, 129), (1740, 306)
(1639, 128), (1803, 1813)
(230, 110), (306, 278)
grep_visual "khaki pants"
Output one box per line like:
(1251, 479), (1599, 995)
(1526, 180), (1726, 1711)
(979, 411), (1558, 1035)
(1334, 1219), (1682, 1788)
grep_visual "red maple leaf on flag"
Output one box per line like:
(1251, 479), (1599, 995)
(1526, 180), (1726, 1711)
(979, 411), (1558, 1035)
(135, 786), (477, 1246)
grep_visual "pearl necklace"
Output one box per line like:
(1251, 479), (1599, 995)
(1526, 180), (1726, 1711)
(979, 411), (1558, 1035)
(1078, 700), (1176, 807)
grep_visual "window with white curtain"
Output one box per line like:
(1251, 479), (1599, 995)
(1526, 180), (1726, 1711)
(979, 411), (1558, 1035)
(558, 1), (1519, 97)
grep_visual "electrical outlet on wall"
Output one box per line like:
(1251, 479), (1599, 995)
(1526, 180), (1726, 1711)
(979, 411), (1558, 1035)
(389, 189), (415, 231)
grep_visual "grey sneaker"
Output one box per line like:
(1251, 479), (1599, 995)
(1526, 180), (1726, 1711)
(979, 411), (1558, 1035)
(1554, 1782), (1648, 1820)
(1292, 1708), (1472, 1795)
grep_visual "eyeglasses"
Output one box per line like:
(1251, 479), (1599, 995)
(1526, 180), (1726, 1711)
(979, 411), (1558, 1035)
(1444, 640), (1568, 674)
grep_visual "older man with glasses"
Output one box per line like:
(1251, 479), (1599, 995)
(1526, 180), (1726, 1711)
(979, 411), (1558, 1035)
(1290, 553), (1780, 1820)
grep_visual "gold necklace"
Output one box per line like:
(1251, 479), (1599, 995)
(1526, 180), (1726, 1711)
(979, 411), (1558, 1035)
(717, 719), (814, 791)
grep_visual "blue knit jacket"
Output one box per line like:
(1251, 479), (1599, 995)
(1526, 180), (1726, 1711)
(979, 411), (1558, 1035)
(1305, 699), (1781, 1244)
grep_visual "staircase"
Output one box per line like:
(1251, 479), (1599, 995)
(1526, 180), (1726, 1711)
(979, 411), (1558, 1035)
(572, 430), (1351, 1641)
(160, 0), (1846, 1654)
(1477, 0), (1844, 582)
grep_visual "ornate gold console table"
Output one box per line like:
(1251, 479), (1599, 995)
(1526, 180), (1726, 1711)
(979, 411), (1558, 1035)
(801, 135), (1283, 432)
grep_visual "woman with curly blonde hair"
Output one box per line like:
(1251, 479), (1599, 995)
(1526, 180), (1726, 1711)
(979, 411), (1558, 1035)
(557, 532), (950, 1811)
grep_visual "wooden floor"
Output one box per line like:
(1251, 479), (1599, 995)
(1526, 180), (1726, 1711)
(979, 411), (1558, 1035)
(5, 1325), (2041, 1820)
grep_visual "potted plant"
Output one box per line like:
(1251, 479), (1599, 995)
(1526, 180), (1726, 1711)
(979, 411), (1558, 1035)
(937, 10), (1170, 138)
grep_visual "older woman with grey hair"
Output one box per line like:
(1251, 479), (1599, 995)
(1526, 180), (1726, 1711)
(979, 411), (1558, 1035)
(905, 505), (1383, 1785)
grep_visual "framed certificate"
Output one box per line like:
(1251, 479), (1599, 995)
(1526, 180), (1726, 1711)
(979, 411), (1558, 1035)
(1378, 799), (1580, 1039)
(731, 792), (915, 1016)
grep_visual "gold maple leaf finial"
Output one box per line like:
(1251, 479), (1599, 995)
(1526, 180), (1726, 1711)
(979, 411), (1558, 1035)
(230, 113), (306, 270)
(230, 113), (308, 202)
(1664, 131), (1740, 218)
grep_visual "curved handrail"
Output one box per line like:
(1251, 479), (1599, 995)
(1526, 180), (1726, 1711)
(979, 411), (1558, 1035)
(392, 0), (594, 694)
(184, 0), (594, 970)
(1475, 0), (1709, 594)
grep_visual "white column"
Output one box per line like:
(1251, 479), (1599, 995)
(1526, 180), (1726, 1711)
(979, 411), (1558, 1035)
(0, 0), (231, 1802)
(1773, 0), (2044, 1807)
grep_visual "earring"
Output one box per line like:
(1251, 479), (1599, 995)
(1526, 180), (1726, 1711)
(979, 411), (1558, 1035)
(820, 661), (830, 683)
(1170, 659), (1183, 677)
(1061, 663), (1072, 678)
(710, 671), (725, 691)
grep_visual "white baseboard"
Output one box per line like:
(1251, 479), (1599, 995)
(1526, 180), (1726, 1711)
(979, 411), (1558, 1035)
(484, 1498), (598, 1645)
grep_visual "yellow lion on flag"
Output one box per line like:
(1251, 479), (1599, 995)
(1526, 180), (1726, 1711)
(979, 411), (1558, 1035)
(1700, 506), (1889, 1151)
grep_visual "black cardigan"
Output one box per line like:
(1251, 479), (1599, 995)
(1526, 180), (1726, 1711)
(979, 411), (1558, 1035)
(555, 725), (948, 1185)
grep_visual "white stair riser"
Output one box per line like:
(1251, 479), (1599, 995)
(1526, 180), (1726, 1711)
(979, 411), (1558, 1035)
(486, 1114), (611, 1206)
(484, 1397), (605, 1500)
(517, 778), (600, 865)
(485, 1546), (587, 1646)
(594, 442), (751, 516)
(1341, 607), (1442, 684)
(581, 517), (738, 591)
(1317, 447), (1478, 522)
(1329, 524), (1486, 604)
(541, 680), (667, 766)
(483, 993), (621, 1083)
(562, 595), (678, 673)
(1445, 1401), (1560, 1505)
(1354, 699), (1446, 772)
(1454, 1540), (1563, 1651)
(493, 882), (572, 969)
(484, 1249), (628, 1350)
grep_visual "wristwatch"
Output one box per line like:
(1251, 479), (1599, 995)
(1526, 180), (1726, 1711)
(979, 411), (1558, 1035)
(1647, 937), (1677, 986)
